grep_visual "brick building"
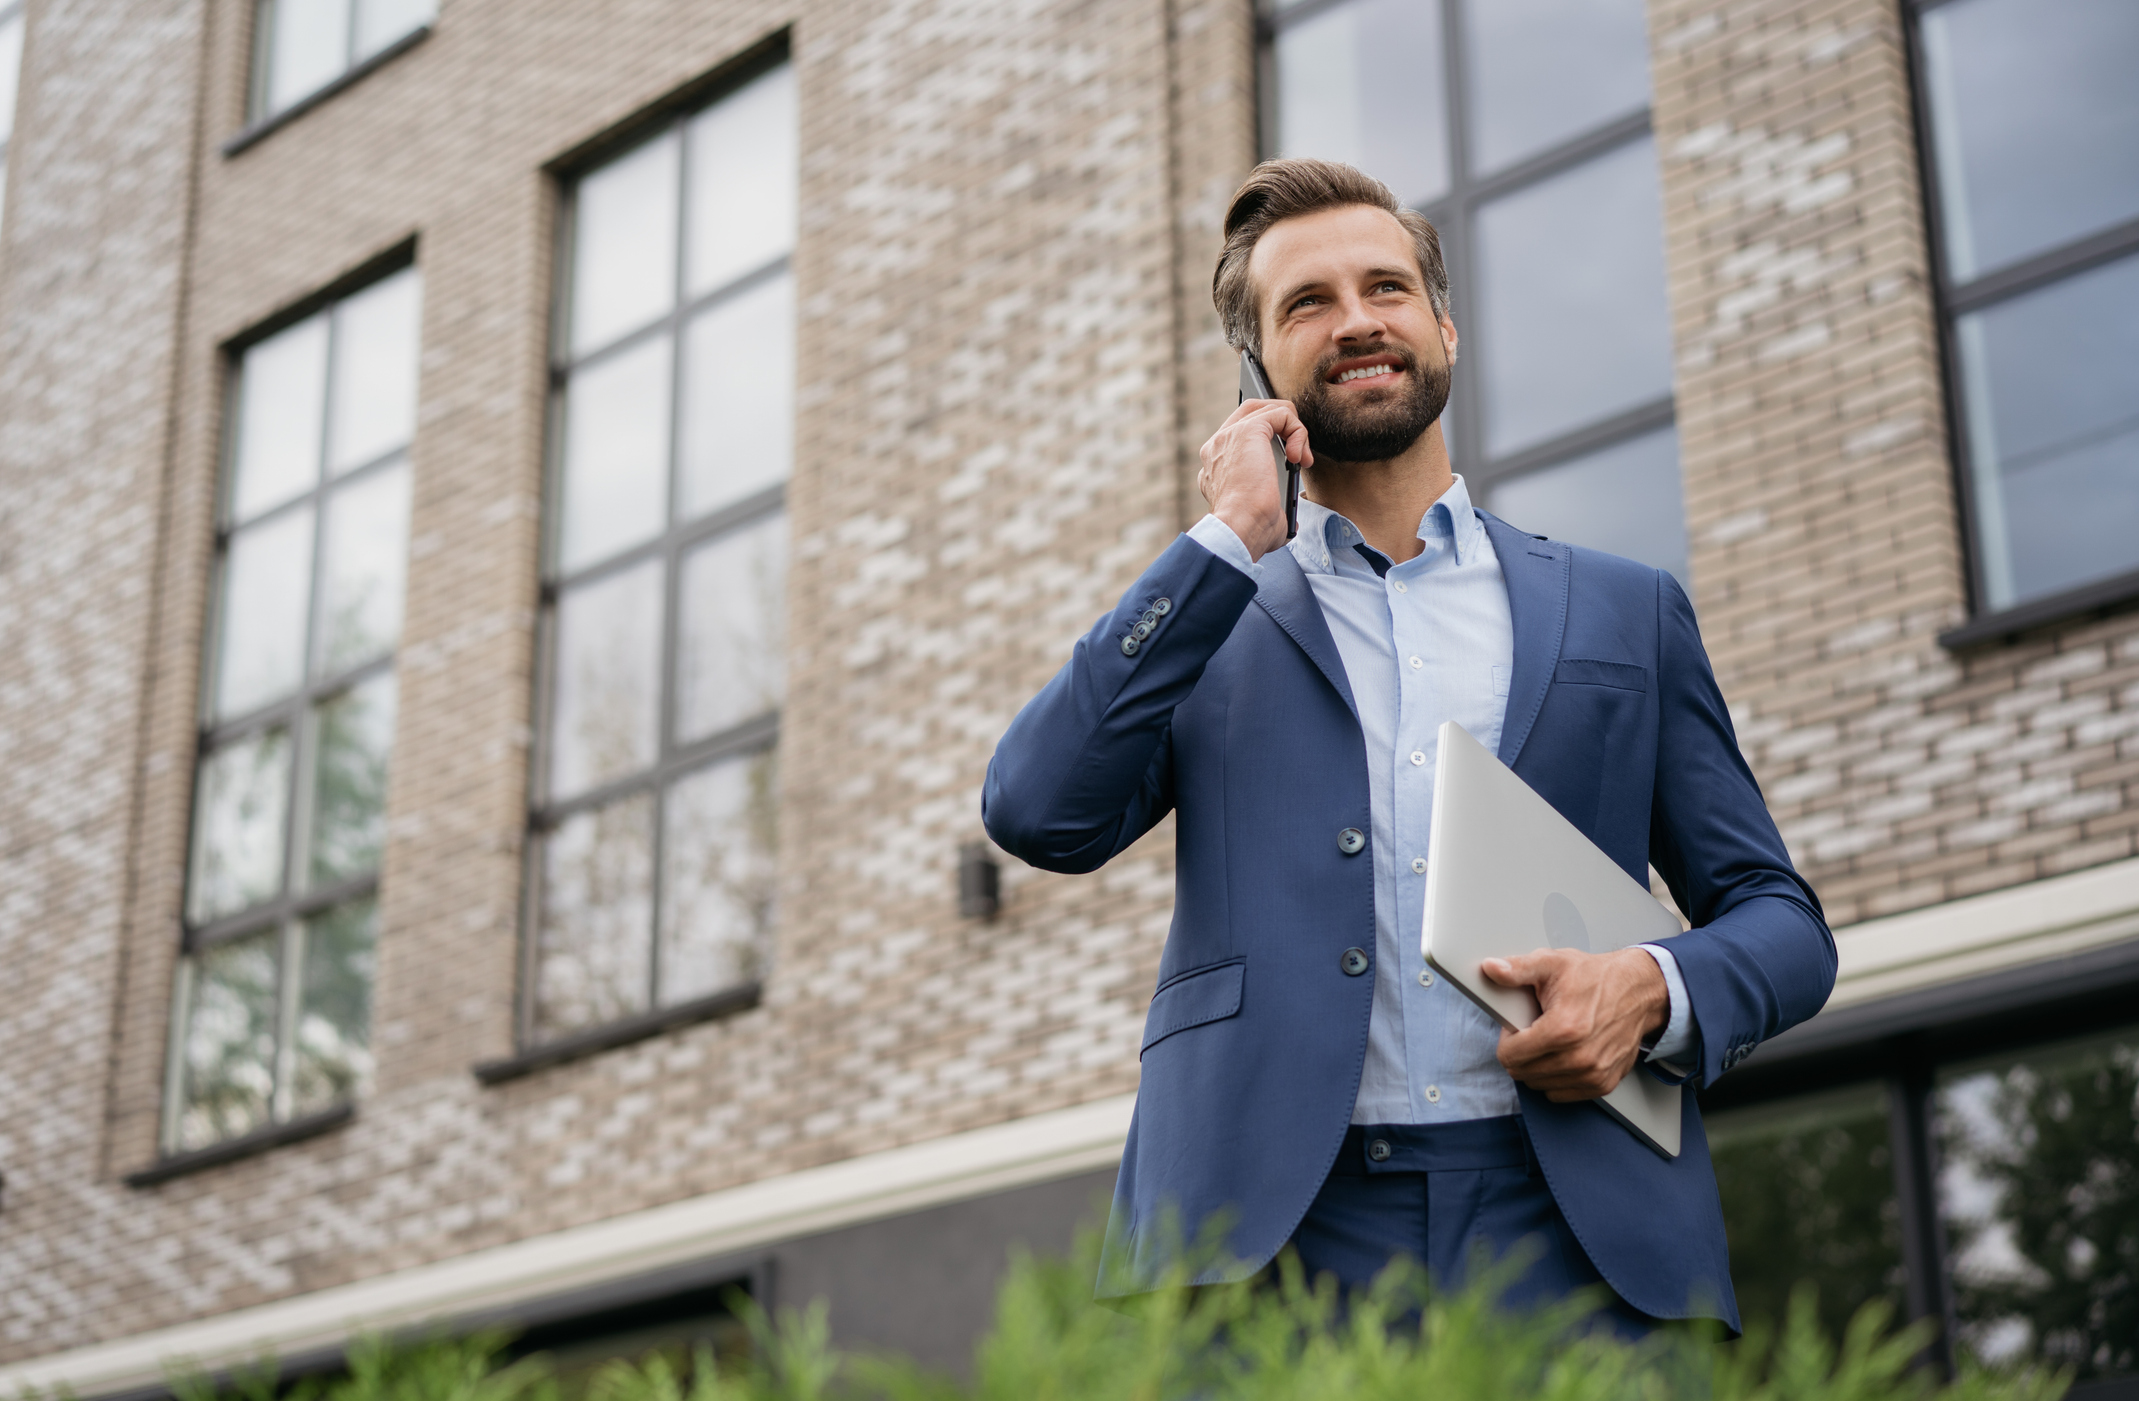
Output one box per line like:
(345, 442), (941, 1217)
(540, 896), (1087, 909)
(0, 0), (2133, 1392)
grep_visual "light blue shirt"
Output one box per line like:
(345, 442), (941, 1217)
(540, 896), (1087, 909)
(1187, 477), (1692, 1125)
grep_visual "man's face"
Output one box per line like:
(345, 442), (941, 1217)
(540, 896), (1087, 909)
(1248, 204), (1458, 463)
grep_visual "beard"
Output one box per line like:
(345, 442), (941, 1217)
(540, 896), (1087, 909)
(1293, 342), (1451, 463)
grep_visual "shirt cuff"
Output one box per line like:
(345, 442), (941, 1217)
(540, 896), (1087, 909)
(1637, 942), (1694, 1074)
(1187, 513), (1263, 580)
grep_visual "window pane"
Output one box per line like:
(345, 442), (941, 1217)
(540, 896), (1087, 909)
(353, 0), (433, 61)
(290, 898), (376, 1116)
(1474, 136), (1673, 457)
(1921, 0), (2139, 280)
(570, 133), (680, 356)
(310, 673), (395, 886)
(679, 272), (794, 520)
(558, 335), (673, 572)
(1708, 1085), (1906, 1339)
(328, 268), (422, 475)
(1275, 0), (1448, 210)
(660, 751), (777, 1004)
(1936, 1030), (2139, 1381)
(536, 794), (654, 1037)
(188, 727), (293, 924)
(0, 11), (23, 147)
(232, 315), (329, 523)
(175, 931), (282, 1151)
(676, 514), (787, 744)
(1955, 252), (2139, 611)
(215, 505), (316, 718)
(1484, 427), (1686, 581)
(1464, 0), (1649, 175)
(265, 0), (352, 115)
(686, 65), (797, 298)
(315, 460), (410, 676)
(549, 559), (663, 800)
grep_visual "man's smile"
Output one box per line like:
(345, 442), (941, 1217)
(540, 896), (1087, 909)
(1327, 354), (1406, 386)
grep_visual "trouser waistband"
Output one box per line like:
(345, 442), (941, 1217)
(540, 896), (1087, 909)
(1332, 1115), (1530, 1175)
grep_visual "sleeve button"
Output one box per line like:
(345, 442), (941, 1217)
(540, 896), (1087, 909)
(1120, 636), (1140, 656)
(1152, 597), (1172, 615)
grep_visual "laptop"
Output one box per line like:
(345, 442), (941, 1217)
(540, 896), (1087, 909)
(1421, 721), (1686, 1158)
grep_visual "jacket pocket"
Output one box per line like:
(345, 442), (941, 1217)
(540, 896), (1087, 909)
(1553, 658), (1649, 692)
(1140, 958), (1246, 1058)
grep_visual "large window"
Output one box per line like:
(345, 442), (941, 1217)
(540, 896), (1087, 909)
(1913, 0), (2139, 626)
(0, 0), (23, 233)
(166, 264), (420, 1157)
(523, 60), (793, 1053)
(1265, 0), (1686, 580)
(248, 0), (434, 124)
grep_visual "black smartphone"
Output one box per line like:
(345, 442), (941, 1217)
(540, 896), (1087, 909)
(1239, 350), (1301, 541)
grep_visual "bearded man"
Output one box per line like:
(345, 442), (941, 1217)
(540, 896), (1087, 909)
(982, 158), (1833, 1334)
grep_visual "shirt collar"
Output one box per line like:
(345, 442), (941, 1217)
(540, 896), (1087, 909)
(1289, 475), (1484, 577)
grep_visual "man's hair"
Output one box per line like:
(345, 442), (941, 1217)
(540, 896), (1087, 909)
(1212, 158), (1450, 356)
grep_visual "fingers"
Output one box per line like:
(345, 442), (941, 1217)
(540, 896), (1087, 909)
(1227, 399), (1312, 466)
(1197, 401), (1310, 558)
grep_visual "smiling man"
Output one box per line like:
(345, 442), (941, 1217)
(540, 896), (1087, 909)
(983, 159), (1834, 1333)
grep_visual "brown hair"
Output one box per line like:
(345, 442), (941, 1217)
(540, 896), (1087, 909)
(1212, 158), (1449, 356)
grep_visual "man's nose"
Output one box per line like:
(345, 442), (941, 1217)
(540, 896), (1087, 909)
(1331, 292), (1389, 342)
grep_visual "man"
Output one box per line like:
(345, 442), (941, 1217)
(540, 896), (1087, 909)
(982, 159), (1833, 1333)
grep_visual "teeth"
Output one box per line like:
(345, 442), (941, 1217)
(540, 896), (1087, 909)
(1337, 364), (1396, 383)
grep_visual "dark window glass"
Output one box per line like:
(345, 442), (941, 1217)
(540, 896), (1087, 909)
(1485, 426), (1686, 582)
(1464, 0), (1649, 176)
(1273, 0), (1448, 209)
(1708, 1084), (1909, 1338)
(1936, 1030), (2139, 1382)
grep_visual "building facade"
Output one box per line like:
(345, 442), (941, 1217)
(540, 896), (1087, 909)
(0, 0), (2132, 1392)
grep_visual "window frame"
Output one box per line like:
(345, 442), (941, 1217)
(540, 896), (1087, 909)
(1902, 0), (2139, 648)
(1255, 0), (1676, 528)
(224, 0), (435, 156)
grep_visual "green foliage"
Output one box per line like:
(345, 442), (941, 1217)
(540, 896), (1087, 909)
(134, 1234), (2069, 1401)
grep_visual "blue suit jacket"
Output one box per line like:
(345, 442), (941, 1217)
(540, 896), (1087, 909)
(982, 513), (1834, 1329)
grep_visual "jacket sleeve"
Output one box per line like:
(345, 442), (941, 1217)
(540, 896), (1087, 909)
(1646, 570), (1836, 1088)
(983, 533), (1260, 873)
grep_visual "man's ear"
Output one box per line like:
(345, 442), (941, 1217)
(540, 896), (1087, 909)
(1439, 313), (1459, 366)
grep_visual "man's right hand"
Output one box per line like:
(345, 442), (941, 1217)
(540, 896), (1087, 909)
(1198, 399), (1312, 562)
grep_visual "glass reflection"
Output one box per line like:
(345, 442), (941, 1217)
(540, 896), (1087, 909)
(571, 133), (680, 356)
(291, 899), (377, 1116)
(189, 728), (292, 925)
(1956, 252), (2139, 611)
(559, 335), (673, 572)
(1921, 0), (2139, 280)
(1485, 428), (1687, 582)
(310, 674), (396, 887)
(176, 931), (281, 1151)
(1708, 1085), (1906, 1339)
(549, 560), (663, 800)
(676, 515), (788, 743)
(686, 64), (798, 298)
(679, 274), (794, 520)
(1937, 1031), (2139, 1381)
(316, 461), (410, 676)
(1464, 0), (1650, 175)
(232, 315), (328, 523)
(216, 505), (315, 718)
(536, 794), (655, 1037)
(328, 268), (422, 475)
(1276, 0), (1448, 209)
(265, 0), (351, 116)
(1474, 135), (1673, 457)
(660, 751), (778, 1003)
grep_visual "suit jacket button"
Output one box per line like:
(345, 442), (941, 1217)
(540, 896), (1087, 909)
(1367, 1138), (1392, 1162)
(1120, 636), (1140, 656)
(1152, 597), (1172, 615)
(1340, 947), (1369, 976)
(1337, 827), (1365, 855)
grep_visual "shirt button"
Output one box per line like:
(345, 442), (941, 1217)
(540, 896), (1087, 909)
(1418, 969), (1434, 987)
(1409, 656), (1422, 670)
(1409, 750), (1426, 766)
(1425, 1085), (1441, 1104)
(1367, 1137), (1392, 1162)
(1411, 857), (1427, 874)
(1340, 947), (1370, 976)
(1392, 580), (1408, 593)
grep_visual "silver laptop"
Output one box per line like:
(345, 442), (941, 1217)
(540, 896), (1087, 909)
(1421, 721), (1685, 1158)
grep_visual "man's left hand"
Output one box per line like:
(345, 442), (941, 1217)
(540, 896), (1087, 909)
(1483, 948), (1668, 1102)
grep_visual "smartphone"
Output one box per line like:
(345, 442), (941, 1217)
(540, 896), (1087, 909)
(1238, 350), (1301, 540)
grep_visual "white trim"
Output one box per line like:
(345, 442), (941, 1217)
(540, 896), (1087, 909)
(0, 1095), (1134, 1399)
(1828, 855), (2139, 1008)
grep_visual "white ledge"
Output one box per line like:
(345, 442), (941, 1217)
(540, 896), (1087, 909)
(0, 1095), (1135, 1398)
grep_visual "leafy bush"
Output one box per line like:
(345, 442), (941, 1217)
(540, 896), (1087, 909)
(135, 1234), (2067, 1401)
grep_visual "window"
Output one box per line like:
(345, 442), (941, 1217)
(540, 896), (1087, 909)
(525, 61), (794, 1051)
(1265, 0), (1686, 580)
(248, 0), (434, 123)
(1914, 0), (2139, 625)
(165, 265), (420, 1156)
(0, 0), (23, 233)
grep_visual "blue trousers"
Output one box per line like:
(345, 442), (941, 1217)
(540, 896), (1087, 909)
(1286, 1117), (1654, 1338)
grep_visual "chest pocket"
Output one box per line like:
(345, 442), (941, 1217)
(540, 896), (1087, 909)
(1553, 658), (1648, 692)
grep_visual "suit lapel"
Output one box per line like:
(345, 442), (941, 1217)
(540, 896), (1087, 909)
(1481, 511), (1569, 768)
(1253, 545), (1360, 722)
